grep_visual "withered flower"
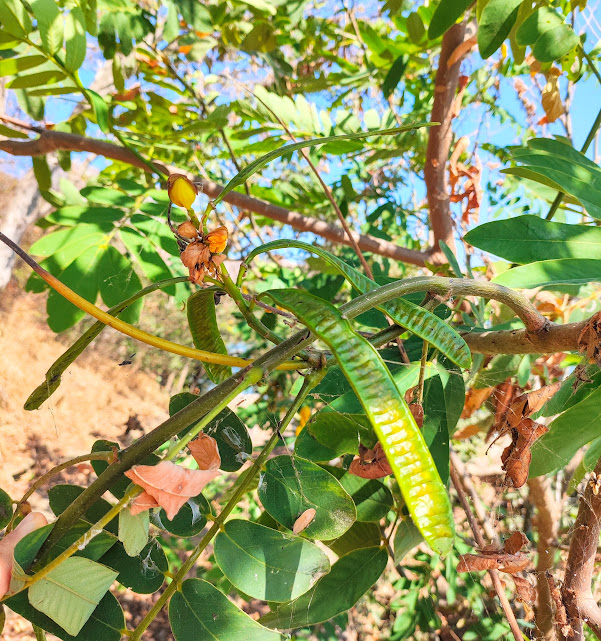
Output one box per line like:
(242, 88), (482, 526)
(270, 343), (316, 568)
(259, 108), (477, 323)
(177, 221), (199, 240)
(179, 226), (229, 284)
(167, 174), (198, 209)
(188, 433), (221, 471)
(125, 460), (220, 520)
(204, 226), (228, 254)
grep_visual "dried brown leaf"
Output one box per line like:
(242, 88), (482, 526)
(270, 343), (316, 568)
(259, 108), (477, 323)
(513, 575), (536, 604)
(503, 531), (529, 555)
(578, 311), (601, 367)
(188, 433), (221, 470)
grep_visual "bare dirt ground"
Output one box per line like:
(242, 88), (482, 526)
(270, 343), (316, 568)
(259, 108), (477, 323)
(0, 283), (173, 640)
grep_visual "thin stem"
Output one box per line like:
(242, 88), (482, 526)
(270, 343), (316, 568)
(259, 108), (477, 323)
(129, 369), (325, 640)
(6, 452), (112, 532)
(416, 341), (428, 405)
(449, 462), (523, 641)
(0, 233), (306, 372)
(219, 264), (284, 346)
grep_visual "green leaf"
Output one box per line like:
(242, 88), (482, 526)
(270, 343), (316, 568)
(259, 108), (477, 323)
(258, 455), (356, 540)
(214, 519), (330, 602)
(294, 427), (337, 462)
(6, 591), (124, 641)
(245, 240), (471, 369)
(32, 156), (52, 191)
(428, 0), (472, 39)
(169, 394), (252, 471)
(187, 290), (232, 384)
(169, 579), (282, 641)
(46, 245), (104, 332)
(335, 472), (393, 522)
(97, 246), (143, 325)
(32, 0), (64, 54)
(64, 7), (86, 72)
(0, 123), (29, 138)
(87, 89), (110, 133)
(100, 539), (167, 594)
(15, 88), (44, 119)
(0, 0), (32, 37)
(7, 70), (66, 88)
(308, 412), (375, 455)
(80, 185), (134, 207)
(153, 494), (209, 537)
(48, 484), (118, 535)
(503, 138), (601, 220)
(90, 440), (160, 499)
(477, 0), (522, 59)
(118, 508), (149, 557)
(493, 259), (601, 288)
(213, 123), (431, 206)
(324, 521), (381, 556)
(474, 354), (522, 388)
(530, 387), (601, 478)
(29, 557), (118, 636)
(382, 55), (407, 99)
(538, 366), (601, 417)
(49, 520), (117, 562)
(0, 488), (12, 529)
(0, 55), (47, 76)
(46, 206), (125, 227)
(422, 374), (452, 482)
(260, 547), (388, 629)
(516, 7), (579, 62)
(465, 216), (601, 264)
(393, 517), (424, 562)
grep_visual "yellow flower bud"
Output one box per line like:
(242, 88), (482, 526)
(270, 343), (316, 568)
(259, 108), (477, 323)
(167, 174), (198, 209)
(204, 226), (228, 254)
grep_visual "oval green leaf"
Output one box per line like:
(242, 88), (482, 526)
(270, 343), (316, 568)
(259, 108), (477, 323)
(169, 578), (282, 641)
(214, 519), (330, 602)
(259, 546), (388, 629)
(477, 0), (522, 59)
(493, 259), (601, 288)
(100, 539), (167, 594)
(258, 455), (356, 540)
(153, 493), (209, 537)
(0, 489), (13, 529)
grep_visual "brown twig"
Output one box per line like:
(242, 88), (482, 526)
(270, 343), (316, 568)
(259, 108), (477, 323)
(560, 457), (601, 640)
(424, 21), (467, 259)
(450, 461), (523, 641)
(528, 476), (561, 640)
(0, 129), (430, 266)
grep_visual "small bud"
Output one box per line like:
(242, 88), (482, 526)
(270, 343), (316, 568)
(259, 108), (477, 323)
(167, 174), (198, 209)
(177, 221), (199, 239)
(204, 226), (228, 254)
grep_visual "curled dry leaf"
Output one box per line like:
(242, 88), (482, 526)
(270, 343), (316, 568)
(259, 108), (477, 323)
(179, 226), (229, 285)
(409, 403), (424, 428)
(578, 311), (601, 367)
(501, 418), (548, 488)
(513, 575), (536, 604)
(0, 512), (48, 598)
(461, 386), (494, 419)
(457, 551), (529, 575)
(505, 383), (561, 429)
(503, 531), (528, 555)
(539, 72), (564, 125)
(188, 433), (221, 471)
(125, 460), (220, 520)
(349, 442), (393, 479)
(293, 508), (316, 534)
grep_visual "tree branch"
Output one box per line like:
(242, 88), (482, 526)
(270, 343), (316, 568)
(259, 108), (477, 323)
(461, 321), (585, 355)
(0, 128), (430, 267)
(528, 476), (561, 640)
(560, 456), (601, 641)
(424, 21), (467, 259)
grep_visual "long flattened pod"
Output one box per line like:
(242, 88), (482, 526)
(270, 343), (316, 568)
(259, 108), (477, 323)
(265, 289), (454, 556)
(243, 240), (471, 369)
